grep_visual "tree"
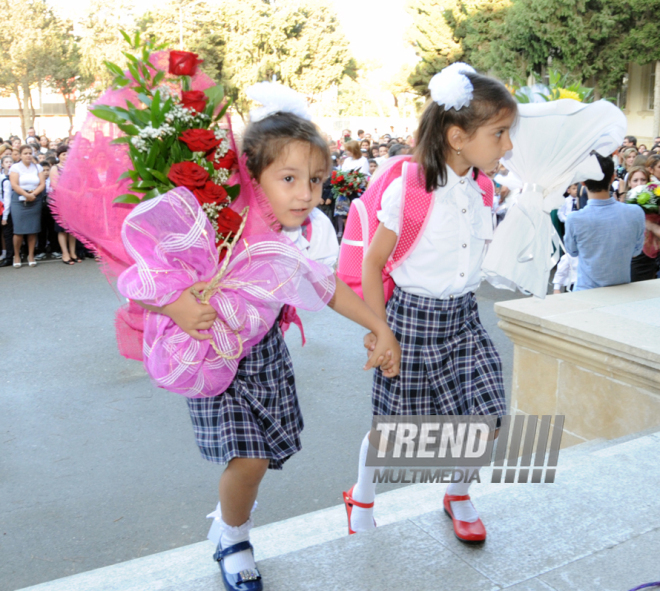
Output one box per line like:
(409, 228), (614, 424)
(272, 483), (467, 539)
(405, 0), (464, 95)
(0, 0), (64, 137)
(78, 0), (140, 89)
(140, 0), (355, 120)
(46, 22), (94, 135)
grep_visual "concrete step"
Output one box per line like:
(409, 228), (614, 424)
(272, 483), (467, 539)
(17, 430), (660, 591)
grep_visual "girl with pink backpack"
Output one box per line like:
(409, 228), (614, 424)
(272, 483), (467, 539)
(340, 63), (518, 544)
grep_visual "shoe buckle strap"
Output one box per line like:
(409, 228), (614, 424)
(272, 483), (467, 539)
(214, 540), (253, 561)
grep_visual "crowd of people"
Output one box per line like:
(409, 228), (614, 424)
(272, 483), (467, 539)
(0, 127), (86, 268)
(320, 129), (413, 239)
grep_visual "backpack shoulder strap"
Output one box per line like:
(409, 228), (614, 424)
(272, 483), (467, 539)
(476, 170), (494, 207)
(385, 162), (435, 274)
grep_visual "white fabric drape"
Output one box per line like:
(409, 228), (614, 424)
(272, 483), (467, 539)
(482, 99), (627, 298)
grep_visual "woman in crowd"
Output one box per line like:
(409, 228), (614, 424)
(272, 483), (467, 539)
(9, 145), (46, 267)
(49, 145), (78, 264)
(617, 166), (650, 201)
(359, 139), (371, 155)
(341, 140), (370, 175)
(370, 145), (380, 159)
(38, 135), (50, 155)
(617, 147), (638, 180)
(646, 154), (660, 182)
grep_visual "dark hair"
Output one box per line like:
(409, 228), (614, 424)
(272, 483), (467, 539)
(357, 129), (364, 135)
(388, 143), (410, 157)
(46, 156), (58, 166)
(19, 144), (33, 154)
(368, 159), (378, 166)
(413, 71), (518, 192)
(584, 154), (614, 193)
(41, 161), (51, 169)
(378, 143), (388, 150)
(56, 145), (69, 157)
(624, 135), (637, 146)
(241, 112), (331, 181)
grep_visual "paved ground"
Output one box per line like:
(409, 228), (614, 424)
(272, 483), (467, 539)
(0, 259), (526, 591)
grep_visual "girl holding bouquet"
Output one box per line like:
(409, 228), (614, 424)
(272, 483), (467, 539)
(134, 85), (401, 591)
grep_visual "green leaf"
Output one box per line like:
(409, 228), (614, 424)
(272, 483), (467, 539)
(117, 170), (133, 180)
(120, 30), (132, 46)
(111, 137), (131, 145)
(204, 85), (225, 110)
(134, 31), (141, 48)
(133, 180), (156, 190)
(151, 91), (162, 126)
(142, 187), (162, 201)
(146, 168), (170, 184)
(137, 93), (152, 107)
(153, 71), (165, 87)
(103, 61), (124, 77)
(213, 98), (232, 122)
(90, 107), (124, 125)
(123, 52), (139, 64)
(145, 142), (159, 169)
(127, 62), (140, 83)
(225, 184), (241, 199)
(113, 193), (141, 204)
(116, 123), (140, 136)
(133, 159), (154, 181)
(115, 78), (131, 88)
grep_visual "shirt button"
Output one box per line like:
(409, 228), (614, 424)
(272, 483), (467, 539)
(460, 180), (465, 184)
(460, 272), (465, 277)
(449, 295), (454, 299)
(462, 208), (467, 213)
(462, 243), (467, 248)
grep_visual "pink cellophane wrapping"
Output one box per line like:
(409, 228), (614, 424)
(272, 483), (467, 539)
(50, 52), (217, 361)
(117, 187), (335, 398)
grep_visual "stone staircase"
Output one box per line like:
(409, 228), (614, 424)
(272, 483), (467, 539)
(17, 428), (660, 591)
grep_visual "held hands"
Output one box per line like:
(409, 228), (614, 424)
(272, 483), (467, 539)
(161, 281), (218, 341)
(363, 327), (401, 378)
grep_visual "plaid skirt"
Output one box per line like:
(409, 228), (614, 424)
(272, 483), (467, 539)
(372, 287), (506, 418)
(186, 321), (302, 470)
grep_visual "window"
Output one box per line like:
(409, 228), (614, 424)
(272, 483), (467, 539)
(645, 63), (656, 111)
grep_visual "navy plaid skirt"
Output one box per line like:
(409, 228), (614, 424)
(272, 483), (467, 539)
(186, 321), (302, 470)
(372, 287), (506, 418)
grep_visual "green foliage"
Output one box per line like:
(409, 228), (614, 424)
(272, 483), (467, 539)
(138, 0), (354, 119)
(404, 0), (641, 98)
(514, 70), (595, 102)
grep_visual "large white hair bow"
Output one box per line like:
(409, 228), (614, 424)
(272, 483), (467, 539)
(428, 62), (477, 111)
(246, 82), (312, 123)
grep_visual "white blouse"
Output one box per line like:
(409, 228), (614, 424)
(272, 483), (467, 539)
(341, 156), (370, 176)
(282, 207), (339, 269)
(10, 162), (42, 192)
(376, 166), (493, 299)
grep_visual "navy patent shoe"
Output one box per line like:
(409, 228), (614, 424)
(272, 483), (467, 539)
(213, 540), (263, 591)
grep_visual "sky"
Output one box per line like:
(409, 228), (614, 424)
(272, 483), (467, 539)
(49, 0), (417, 76)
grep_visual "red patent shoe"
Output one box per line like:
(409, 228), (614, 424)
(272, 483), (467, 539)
(342, 485), (376, 535)
(443, 493), (487, 543)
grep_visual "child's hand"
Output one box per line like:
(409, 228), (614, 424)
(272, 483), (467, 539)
(161, 282), (218, 341)
(363, 332), (377, 355)
(364, 325), (401, 378)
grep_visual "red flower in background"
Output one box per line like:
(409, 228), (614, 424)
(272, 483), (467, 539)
(167, 161), (209, 189)
(193, 181), (228, 205)
(207, 149), (237, 171)
(181, 90), (208, 113)
(180, 129), (221, 153)
(216, 207), (242, 235)
(168, 51), (203, 76)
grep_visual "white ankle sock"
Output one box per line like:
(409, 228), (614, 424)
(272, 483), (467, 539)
(447, 467), (480, 523)
(207, 502), (257, 574)
(350, 432), (377, 532)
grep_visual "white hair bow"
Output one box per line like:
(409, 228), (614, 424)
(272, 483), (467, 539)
(428, 62), (477, 111)
(246, 82), (312, 123)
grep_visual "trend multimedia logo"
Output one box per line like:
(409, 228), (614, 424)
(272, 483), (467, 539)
(366, 415), (564, 484)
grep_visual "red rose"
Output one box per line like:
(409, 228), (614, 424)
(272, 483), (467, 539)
(193, 181), (228, 205)
(180, 129), (221, 153)
(167, 161), (209, 189)
(216, 206), (242, 235)
(207, 149), (237, 170)
(181, 90), (208, 113)
(168, 51), (203, 76)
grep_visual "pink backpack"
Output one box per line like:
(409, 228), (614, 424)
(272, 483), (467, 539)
(336, 156), (494, 301)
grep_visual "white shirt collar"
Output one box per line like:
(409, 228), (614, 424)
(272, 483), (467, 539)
(439, 166), (482, 197)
